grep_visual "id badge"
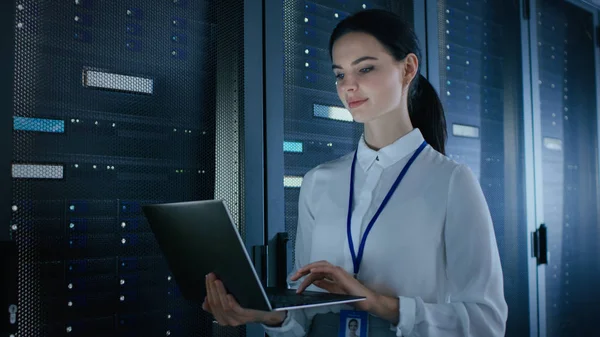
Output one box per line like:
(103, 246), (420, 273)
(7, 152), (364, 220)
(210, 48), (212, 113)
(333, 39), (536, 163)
(339, 310), (368, 337)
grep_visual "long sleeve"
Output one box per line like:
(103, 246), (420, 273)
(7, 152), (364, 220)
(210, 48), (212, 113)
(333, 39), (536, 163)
(263, 169), (317, 337)
(392, 164), (508, 336)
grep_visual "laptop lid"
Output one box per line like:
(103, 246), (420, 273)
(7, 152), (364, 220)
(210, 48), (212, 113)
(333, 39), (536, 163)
(142, 200), (274, 311)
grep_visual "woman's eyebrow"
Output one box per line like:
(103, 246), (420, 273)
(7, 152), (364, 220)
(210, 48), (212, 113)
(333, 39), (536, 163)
(332, 56), (379, 69)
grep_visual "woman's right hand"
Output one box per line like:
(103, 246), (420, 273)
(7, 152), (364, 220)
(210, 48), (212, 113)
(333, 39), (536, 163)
(203, 273), (287, 327)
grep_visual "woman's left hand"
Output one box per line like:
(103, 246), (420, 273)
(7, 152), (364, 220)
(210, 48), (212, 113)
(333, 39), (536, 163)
(290, 260), (379, 312)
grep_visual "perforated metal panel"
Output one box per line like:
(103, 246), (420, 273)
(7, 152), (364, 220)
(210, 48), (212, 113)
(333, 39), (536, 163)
(436, 0), (530, 335)
(535, 1), (600, 335)
(282, 0), (414, 273)
(8, 0), (245, 336)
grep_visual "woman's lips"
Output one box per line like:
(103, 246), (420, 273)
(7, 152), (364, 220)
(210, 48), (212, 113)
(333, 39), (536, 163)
(348, 98), (368, 108)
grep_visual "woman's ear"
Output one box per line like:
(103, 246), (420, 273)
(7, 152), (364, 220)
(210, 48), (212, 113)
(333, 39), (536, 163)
(403, 53), (419, 86)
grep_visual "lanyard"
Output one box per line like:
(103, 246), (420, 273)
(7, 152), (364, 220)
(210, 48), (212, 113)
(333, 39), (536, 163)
(347, 140), (427, 278)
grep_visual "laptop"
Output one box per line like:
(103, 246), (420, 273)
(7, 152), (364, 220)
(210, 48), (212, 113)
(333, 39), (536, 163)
(142, 199), (366, 311)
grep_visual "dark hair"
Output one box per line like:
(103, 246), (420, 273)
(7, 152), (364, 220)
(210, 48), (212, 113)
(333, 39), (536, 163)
(348, 319), (358, 326)
(329, 9), (447, 155)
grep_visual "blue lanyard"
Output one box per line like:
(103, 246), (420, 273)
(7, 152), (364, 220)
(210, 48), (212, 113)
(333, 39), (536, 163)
(347, 140), (427, 278)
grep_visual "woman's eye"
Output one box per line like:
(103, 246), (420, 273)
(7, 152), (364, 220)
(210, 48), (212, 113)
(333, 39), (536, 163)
(360, 67), (374, 73)
(335, 73), (344, 79)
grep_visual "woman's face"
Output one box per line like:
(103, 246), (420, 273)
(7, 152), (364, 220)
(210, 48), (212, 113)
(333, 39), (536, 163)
(349, 320), (358, 331)
(332, 32), (410, 124)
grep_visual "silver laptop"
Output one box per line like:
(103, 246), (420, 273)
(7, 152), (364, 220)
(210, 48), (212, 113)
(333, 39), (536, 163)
(142, 199), (365, 311)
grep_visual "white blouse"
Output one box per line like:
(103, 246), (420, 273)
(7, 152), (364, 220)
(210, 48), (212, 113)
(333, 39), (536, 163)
(263, 128), (508, 336)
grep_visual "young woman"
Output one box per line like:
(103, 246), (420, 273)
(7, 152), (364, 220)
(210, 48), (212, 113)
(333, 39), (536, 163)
(202, 9), (508, 337)
(347, 319), (360, 337)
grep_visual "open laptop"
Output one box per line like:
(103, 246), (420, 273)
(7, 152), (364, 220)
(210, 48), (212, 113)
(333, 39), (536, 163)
(142, 199), (365, 311)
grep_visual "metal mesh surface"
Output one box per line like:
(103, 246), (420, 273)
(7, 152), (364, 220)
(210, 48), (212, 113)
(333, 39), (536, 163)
(10, 0), (245, 336)
(282, 0), (414, 273)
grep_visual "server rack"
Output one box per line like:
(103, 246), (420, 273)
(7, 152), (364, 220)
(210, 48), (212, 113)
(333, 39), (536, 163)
(3, 1), (247, 336)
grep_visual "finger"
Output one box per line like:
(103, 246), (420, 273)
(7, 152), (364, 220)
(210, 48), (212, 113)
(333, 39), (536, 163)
(202, 296), (211, 313)
(206, 274), (216, 307)
(314, 279), (344, 294)
(206, 274), (226, 323)
(310, 266), (346, 281)
(291, 261), (333, 281)
(296, 271), (328, 293)
(214, 279), (232, 313)
(302, 266), (347, 288)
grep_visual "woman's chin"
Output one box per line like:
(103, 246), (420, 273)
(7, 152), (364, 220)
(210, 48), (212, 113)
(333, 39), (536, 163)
(350, 114), (373, 124)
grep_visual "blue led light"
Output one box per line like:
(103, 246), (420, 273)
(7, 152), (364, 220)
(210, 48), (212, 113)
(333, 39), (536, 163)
(13, 117), (64, 133)
(284, 141), (303, 153)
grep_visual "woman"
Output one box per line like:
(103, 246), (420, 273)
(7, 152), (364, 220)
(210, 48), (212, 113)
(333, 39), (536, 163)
(203, 8), (508, 337)
(347, 319), (360, 337)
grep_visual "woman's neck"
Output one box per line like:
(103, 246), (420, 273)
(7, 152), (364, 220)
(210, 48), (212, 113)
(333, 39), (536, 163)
(363, 109), (413, 151)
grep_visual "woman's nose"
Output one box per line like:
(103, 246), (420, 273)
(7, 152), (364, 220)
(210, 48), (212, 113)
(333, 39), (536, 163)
(339, 76), (358, 92)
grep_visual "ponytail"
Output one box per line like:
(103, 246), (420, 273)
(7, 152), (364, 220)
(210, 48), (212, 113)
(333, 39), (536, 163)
(408, 74), (447, 155)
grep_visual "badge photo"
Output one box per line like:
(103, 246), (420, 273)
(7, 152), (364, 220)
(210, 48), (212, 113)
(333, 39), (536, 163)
(339, 310), (368, 337)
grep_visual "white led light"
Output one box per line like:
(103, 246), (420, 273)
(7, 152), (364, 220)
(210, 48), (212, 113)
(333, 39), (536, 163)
(452, 124), (479, 138)
(543, 137), (562, 151)
(313, 104), (352, 122)
(83, 70), (153, 94)
(284, 176), (303, 188)
(12, 164), (63, 179)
